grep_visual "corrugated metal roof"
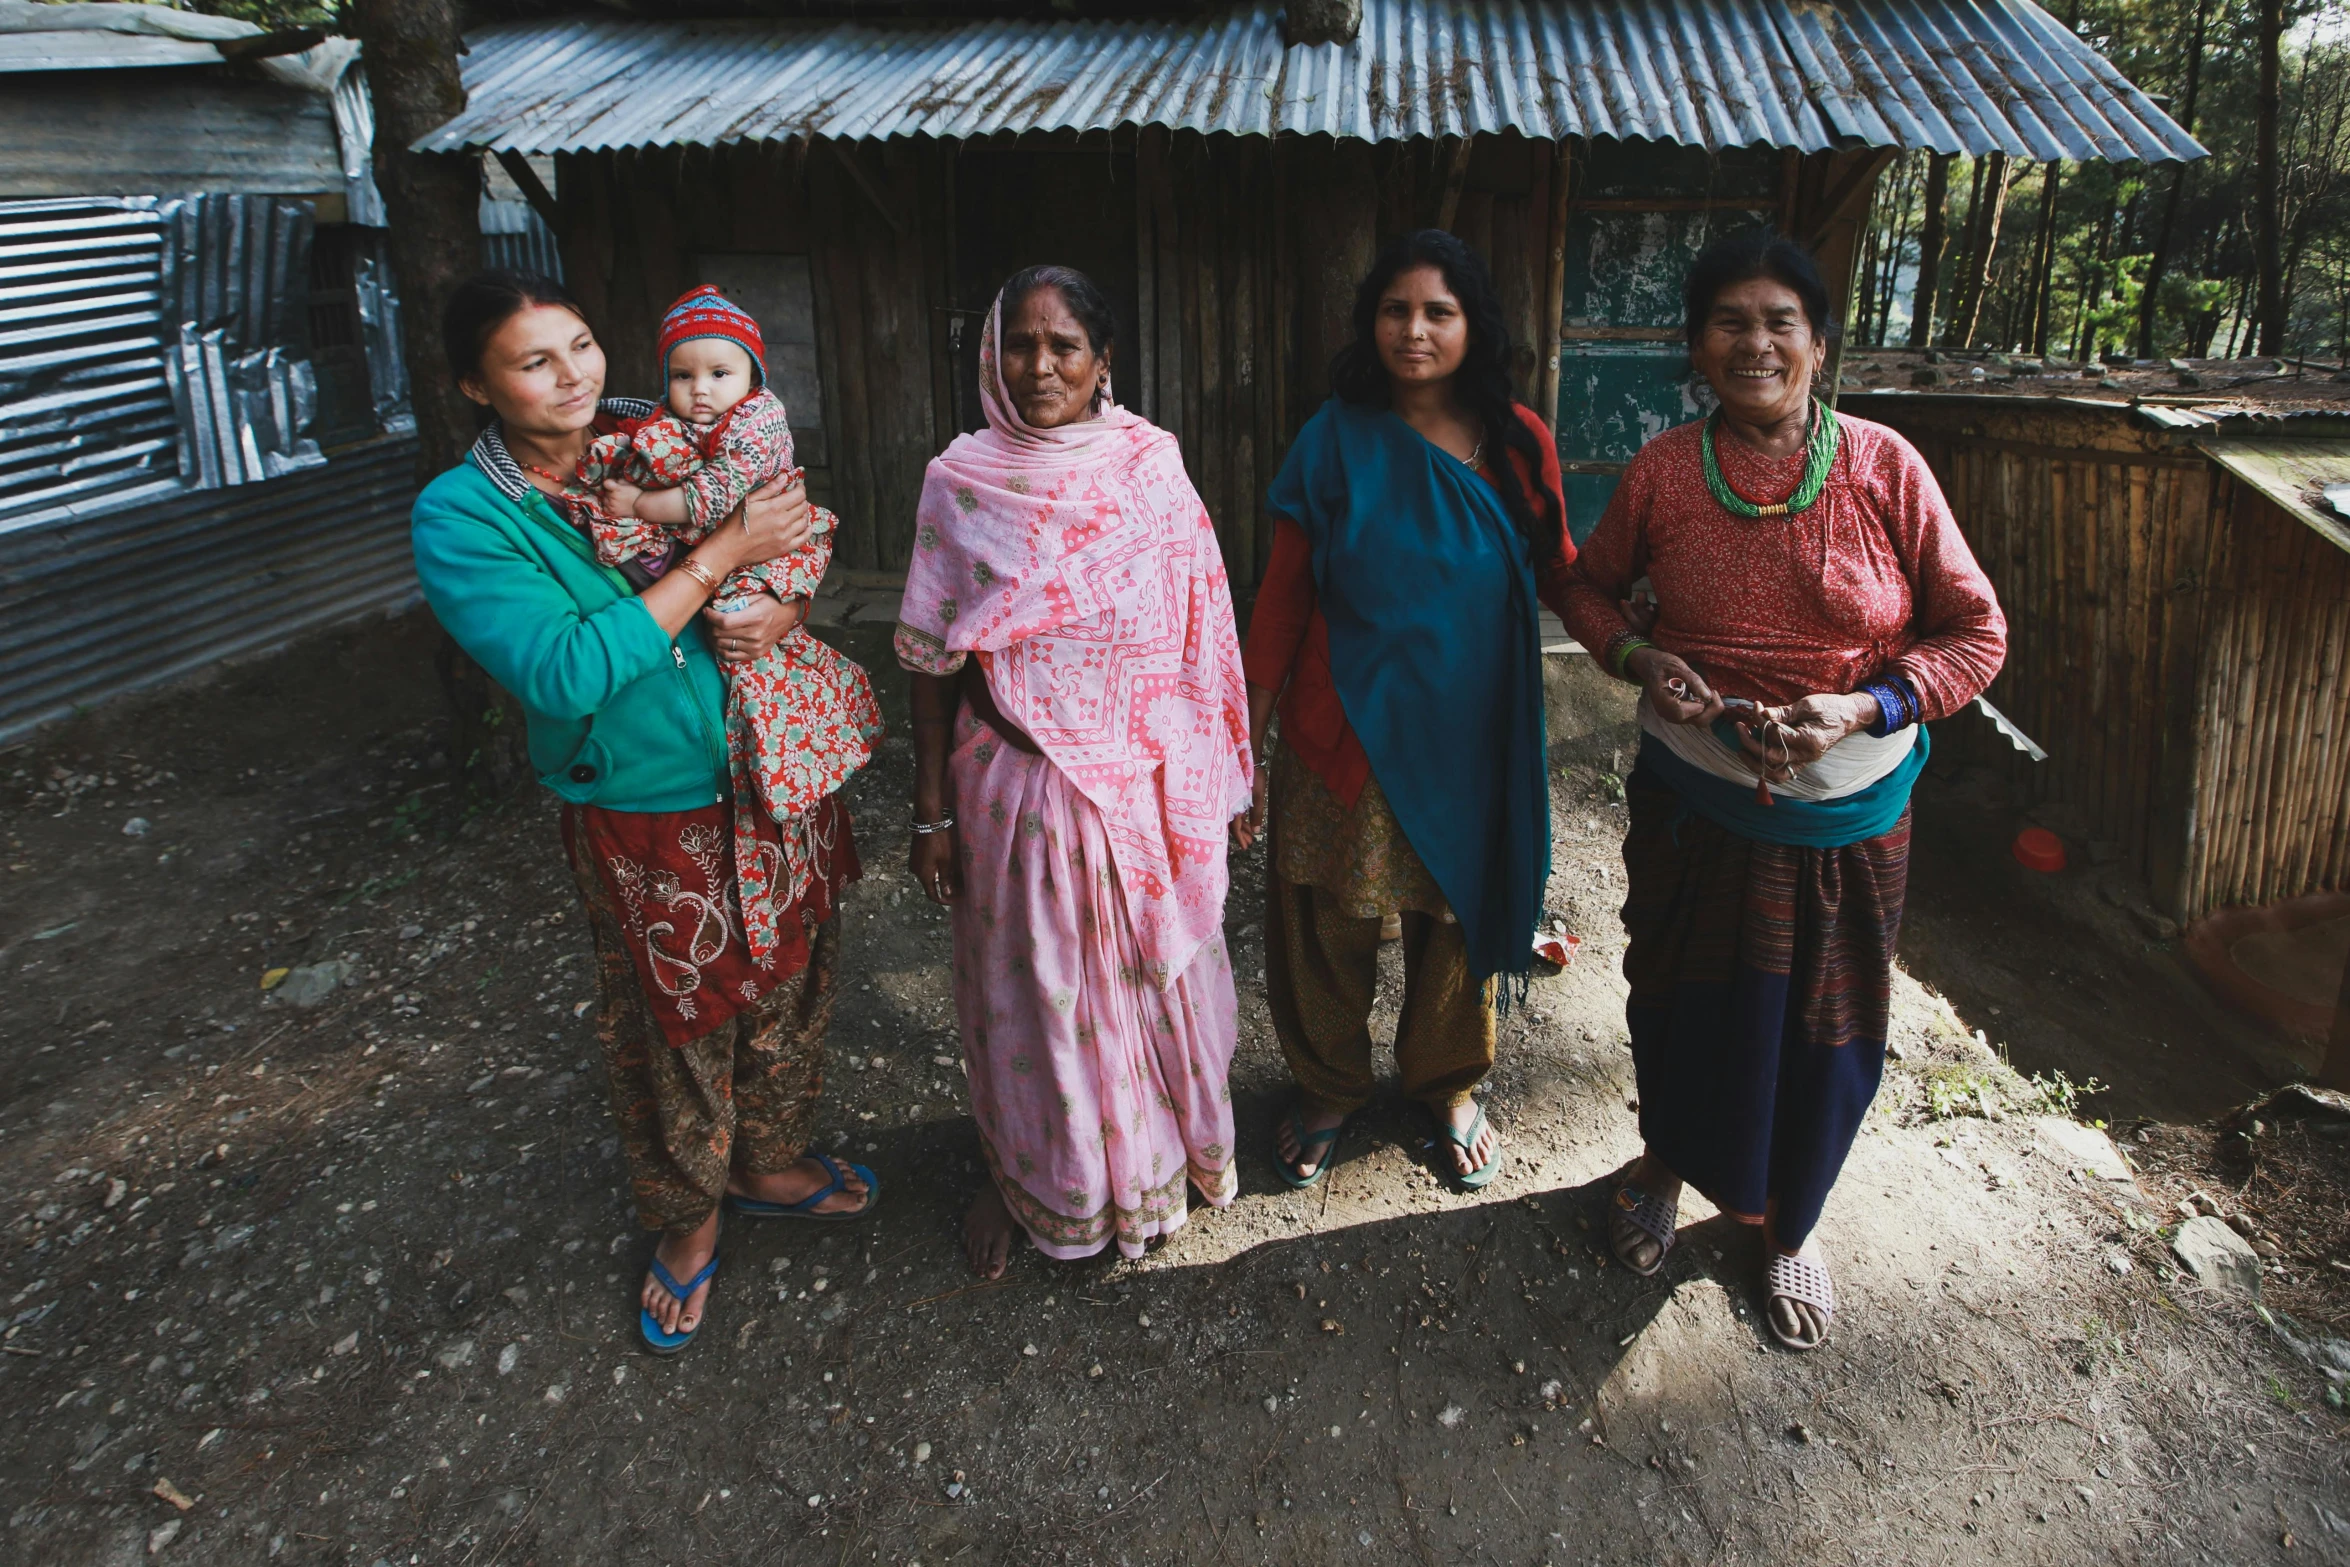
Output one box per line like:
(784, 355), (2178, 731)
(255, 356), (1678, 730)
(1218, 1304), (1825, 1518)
(0, 433), (420, 745)
(2199, 437), (2350, 559)
(419, 0), (2200, 160)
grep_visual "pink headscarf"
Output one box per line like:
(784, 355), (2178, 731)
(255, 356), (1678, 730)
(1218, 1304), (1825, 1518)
(895, 288), (1253, 987)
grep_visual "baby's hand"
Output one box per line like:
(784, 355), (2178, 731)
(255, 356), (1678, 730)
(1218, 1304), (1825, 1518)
(598, 478), (644, 519)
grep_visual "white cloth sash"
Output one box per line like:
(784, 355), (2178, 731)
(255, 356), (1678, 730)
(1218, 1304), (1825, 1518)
(1638, 698), (1917, 802)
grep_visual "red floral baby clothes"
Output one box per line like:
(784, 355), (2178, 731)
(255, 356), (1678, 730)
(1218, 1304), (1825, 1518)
(569, 389), (885, 965)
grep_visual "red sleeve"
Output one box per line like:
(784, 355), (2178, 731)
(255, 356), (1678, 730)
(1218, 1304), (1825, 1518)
(1555, 444), (1656, 663)
(1509, 404), (1577, 620)
(1869, 427), (2007, 722)
(1243, 515), (1316, 692)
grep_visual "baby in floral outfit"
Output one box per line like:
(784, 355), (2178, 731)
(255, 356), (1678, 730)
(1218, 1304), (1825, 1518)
(577, 285), (883, 961)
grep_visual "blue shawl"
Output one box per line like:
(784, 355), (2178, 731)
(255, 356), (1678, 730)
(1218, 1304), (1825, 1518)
(1267, 399), (1549, 987)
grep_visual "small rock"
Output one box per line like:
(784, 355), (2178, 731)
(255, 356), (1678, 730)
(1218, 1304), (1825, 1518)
(1437, 1404), (1466, 1429)
(331, 1333), (359, 1356)
(274, 960), (353, 1009)
(123, 816), (151, 837)
(1087, 1363), (1104, 1379)
(103, 1179), (128, 1210)
(148, 1519), (181, 1555)
(1022, 1344), (1038, 1357)
(398, 924), (424, 940)
(2106, 1251), (2133, 1276)
(1263, 1396), (1279, 1414)
(151, 1476), (195, 1511)
(497, 1343), (520, 1375)
(2172, 1215), (2263, 1297)
(913, 1441), (932, 1464)
(434, 1339), (477, 1370)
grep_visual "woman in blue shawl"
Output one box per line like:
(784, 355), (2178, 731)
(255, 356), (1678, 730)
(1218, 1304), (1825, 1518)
(1243, 230), (1575, 1192)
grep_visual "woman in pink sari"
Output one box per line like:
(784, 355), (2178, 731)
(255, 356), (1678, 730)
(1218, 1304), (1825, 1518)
(895, 266), (1255, 1277)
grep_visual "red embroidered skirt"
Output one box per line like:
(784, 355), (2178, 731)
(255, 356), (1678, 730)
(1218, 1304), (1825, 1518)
(561, 793), (859, 1047)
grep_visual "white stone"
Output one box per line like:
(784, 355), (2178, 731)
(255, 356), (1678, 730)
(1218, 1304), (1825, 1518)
(2172, 1215), (2262, 1297)
(2036, 1117), (2139, 1190)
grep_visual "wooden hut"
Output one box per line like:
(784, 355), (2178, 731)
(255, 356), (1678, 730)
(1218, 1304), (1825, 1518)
(1856, 385), (2350, 923)
(419, 0), (2196, 588)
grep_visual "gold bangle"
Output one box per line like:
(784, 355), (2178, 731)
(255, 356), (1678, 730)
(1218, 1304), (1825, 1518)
(677, 557), (722, 595)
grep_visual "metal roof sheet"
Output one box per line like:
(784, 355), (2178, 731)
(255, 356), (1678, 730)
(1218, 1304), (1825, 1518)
(2199, 437), (2350, 558)
(419, 0), (2201, 160)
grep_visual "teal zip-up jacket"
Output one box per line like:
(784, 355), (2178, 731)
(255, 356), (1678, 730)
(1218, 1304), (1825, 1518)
(409, 414), (732, 814)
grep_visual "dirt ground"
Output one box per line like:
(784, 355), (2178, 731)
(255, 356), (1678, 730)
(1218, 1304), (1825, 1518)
(3, 609), (2347, 1567)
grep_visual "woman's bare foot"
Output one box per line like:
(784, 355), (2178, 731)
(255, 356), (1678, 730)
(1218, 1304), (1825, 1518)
(1439, 1097), (1500, 1179)
(642, 1207), (721, 1337)
(729, 1154), (872, 1216)
(964, 1181), (1019, 1279)
(1276, 1101), (1349, 1181)
(1611, 1152), (1683, 1273)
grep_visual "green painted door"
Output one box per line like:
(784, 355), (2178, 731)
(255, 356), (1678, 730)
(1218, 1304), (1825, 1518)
(1553, 146), (1778, 542)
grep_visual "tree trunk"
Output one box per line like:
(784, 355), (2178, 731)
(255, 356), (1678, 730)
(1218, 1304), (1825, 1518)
(1955, 153), (2013, 348)
(1908, 153), (1952, 349)
(1941, 155), (1989, 347)
(347, 0), (527, 798)
(2136, 0), (2209, 358)
(348, 0), (481, 479)
(2255, 0), (2286, 354)
(2030, 161), (2064, 354)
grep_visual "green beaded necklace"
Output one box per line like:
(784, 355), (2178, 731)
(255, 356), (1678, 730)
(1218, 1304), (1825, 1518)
(1700, 397), (1840, 519)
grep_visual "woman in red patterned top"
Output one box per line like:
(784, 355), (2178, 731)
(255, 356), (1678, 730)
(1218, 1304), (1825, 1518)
(1247, 230), (1576, 1194)
(1556, 230), (2005, 1350)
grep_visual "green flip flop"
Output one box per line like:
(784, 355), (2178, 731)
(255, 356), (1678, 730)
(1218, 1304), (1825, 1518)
(1426, 1101), (1504, 1191)
(1275, 1101), (1346, 1189)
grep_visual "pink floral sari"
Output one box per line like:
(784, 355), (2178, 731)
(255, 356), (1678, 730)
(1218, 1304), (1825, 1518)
(895, 292), (1252, 1258)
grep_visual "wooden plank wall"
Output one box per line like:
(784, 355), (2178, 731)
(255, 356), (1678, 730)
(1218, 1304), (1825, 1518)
(2182, 475), (2350, 916)
(1138, 131), (1562, 587)
(556, 132), (1567, 587)
(1868, 400), (2220, 914)
(552, 141), (945, 573)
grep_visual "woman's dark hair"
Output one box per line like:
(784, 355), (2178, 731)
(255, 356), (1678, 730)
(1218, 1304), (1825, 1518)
(1329, 229), (1552, 555)
(998, 264), (1118, 365)
(1682, 229), (1838, 346)
(441, 268), (589, 384)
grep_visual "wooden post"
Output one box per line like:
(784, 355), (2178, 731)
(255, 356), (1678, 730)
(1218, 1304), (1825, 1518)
(1537, 138), (1572, 435)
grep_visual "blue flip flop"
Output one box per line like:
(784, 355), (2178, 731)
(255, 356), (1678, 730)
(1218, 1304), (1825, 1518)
(1275, 1102), (1347, 1189)
(640, 1251), (720, 1356)
(724, 1152), (880, 1222)
(1424, 1102), (1505, 1191)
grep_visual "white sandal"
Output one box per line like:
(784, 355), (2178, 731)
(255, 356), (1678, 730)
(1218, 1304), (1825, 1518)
(1764, 1246), (1836, 1351)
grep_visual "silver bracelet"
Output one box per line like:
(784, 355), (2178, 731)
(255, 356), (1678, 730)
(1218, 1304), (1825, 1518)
(911, 814), (956, 835)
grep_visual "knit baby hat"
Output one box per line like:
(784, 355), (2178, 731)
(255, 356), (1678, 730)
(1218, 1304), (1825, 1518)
(657, 285), (766, 386)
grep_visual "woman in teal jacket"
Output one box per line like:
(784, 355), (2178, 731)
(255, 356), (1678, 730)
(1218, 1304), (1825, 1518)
(411, 271), (876, 1356)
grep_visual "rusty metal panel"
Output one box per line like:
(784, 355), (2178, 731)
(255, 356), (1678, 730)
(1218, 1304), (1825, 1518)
(0, 433), (420, 745)
(419, 0), (2198, 160)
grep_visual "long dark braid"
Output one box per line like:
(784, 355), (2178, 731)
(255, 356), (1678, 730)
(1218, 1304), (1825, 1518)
(1328, 229), (1555, 557)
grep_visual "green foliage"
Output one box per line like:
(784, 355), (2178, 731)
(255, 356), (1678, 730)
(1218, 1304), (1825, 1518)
(1922, 1066), (1999, 1121)
(1853, 0), (2350, 359)
(2022, 1069), (2107, 1123)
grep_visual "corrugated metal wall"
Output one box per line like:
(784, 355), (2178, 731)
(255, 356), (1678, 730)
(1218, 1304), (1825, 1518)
(0, 198), (183, 523)
(1, 193), (330, 531)
(0, 433), (419, 745)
